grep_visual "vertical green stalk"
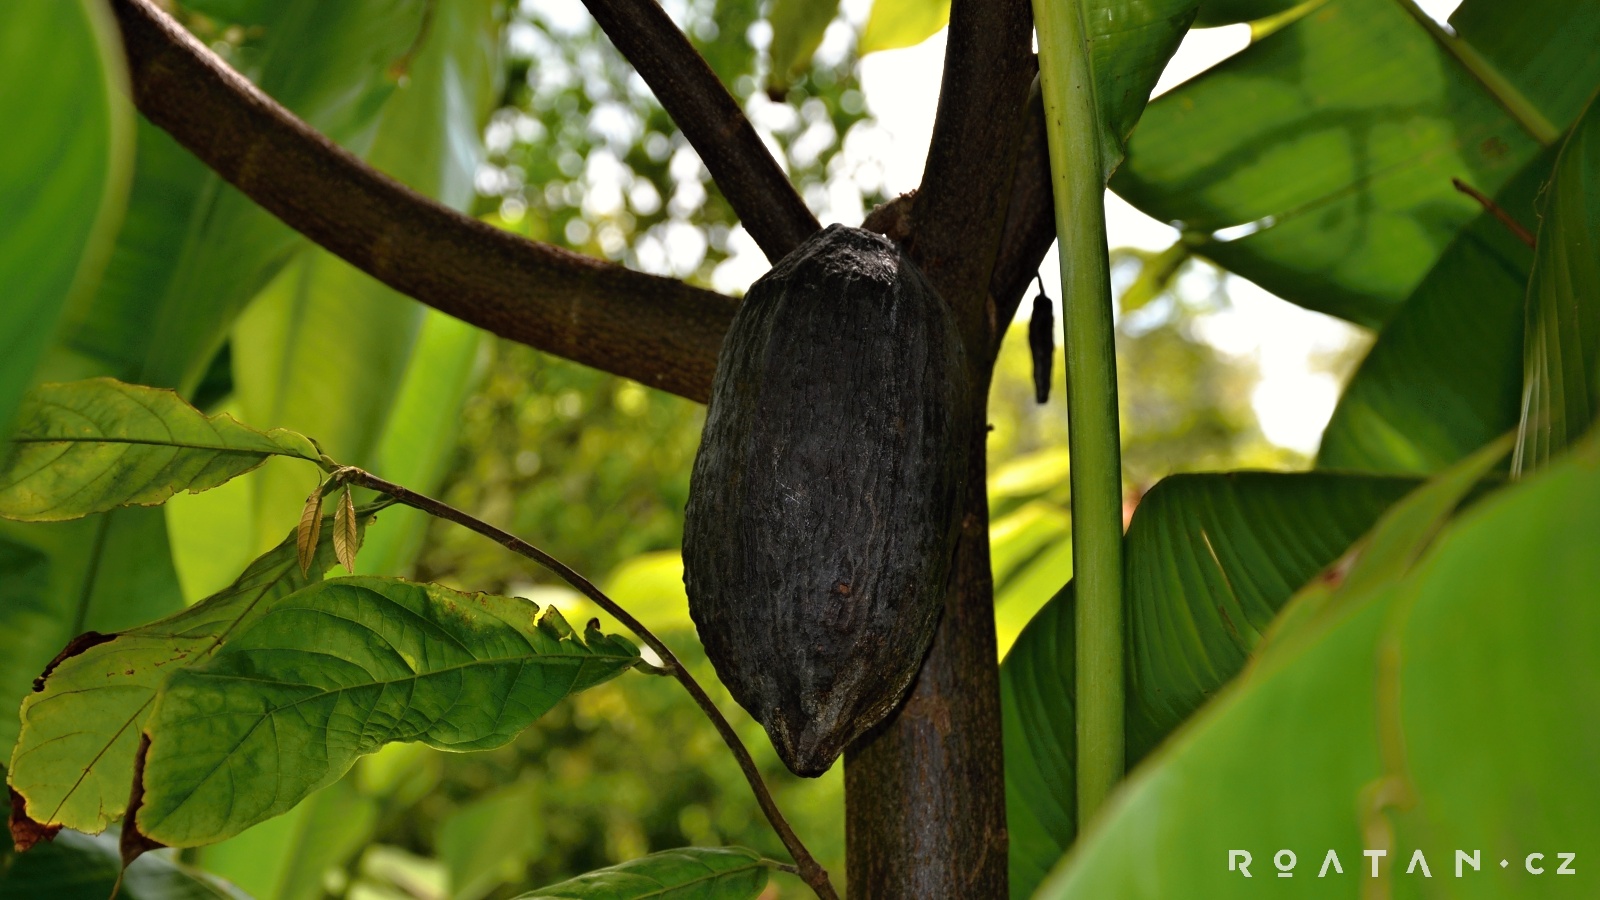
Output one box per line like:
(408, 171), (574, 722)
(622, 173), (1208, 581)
(1032, 0), (1126, 826)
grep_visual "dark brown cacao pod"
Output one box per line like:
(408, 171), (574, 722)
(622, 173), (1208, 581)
(683, 224), (972, 777)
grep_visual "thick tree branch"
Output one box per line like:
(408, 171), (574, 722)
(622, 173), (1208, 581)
(111, 0), (733, 403)
(845, 0), (1036, 897)
(907, 0), (1037, 357)
(581, 0), (820, 261)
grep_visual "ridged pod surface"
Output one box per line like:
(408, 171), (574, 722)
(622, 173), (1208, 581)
(683, 224), (972, 777)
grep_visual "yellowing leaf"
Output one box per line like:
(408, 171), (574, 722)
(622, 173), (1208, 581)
(859, 0), (950, 56)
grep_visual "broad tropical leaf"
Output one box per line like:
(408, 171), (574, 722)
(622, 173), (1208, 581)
(226, 0), (498, 557)
(1113, 0), (1600, 326)
(511, 847), (770, 899)
(438, 781), (543, 900)
(192, 776), (381, 900)
(54, 0), (444, 394)
(1033, 434), (1600, 899)
(0, 379), (320, 522)
(1515, 93), (1600, 472)
(1317, 149), (1551, 473)
(0, 0), (131, 440)
(354, 310), (486, 575)
(129, 577), (640, 848)
(1002, 471), (1414, 896)
(0, 828), (248, 900)
(7, 507), (375, 837)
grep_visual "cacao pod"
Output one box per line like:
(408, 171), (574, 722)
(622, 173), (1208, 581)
(683, 224), (972, 777)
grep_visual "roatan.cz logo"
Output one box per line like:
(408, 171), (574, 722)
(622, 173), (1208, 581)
(1228, 849), (1577, 878)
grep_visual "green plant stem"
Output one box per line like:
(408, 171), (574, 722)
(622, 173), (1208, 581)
(1032, 0), (1127, 827)
(1391, 0), (1559, 145)
(337, 467), (839, 900)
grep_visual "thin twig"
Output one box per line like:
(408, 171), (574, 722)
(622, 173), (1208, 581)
(110, 0), (735, 402)
(580, 0), (819, 261)
(337, 468), (838, 900)
(1452, 178), (1537, 248)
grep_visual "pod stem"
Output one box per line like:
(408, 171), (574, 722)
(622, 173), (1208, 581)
(1032, 0), (1127, 827)
(337, 467), (839, 899)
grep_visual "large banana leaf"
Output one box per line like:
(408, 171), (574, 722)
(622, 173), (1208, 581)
(1317, 147), (1552, 472)
(1001, 471), (1413, 897)
(1034, 433), (1600, 900)
(1515, 93), (1600, 472)
(0, 0), (130, 440)
(1113, 0), (1600, 327)
(227, 0), (498, 557)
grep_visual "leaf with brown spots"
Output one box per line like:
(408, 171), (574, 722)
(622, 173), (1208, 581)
(4, 506), (377, 837)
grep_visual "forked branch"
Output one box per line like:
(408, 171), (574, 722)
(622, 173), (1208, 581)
(337, 467), (839, 900)
(581, 0), (821, 261)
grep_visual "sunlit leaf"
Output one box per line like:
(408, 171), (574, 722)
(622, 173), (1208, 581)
(1317, 149), (1551, 473)
(858, 0), (950, 56)
(129, 577), (639, 848)
(0, 379), (320, 522)
(1001, 471), (1413, 896)
(510, 847), (770, 899)
(0, 0), (131, 440)
(227, 0), (499, 558)
(6, 507), (373, 836)
(1192, 0), (1301, 28)
(1515, 94), (1600, 473)
(1033, 435), (1600, 899)
(193, 777), (379, 900)
(1114, 0), (1600, 326)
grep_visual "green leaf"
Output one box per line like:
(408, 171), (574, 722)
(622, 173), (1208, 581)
(0, 379), (320, 522)
(227, 0), (498, 558)
(354, 310), (486, 576)
(130, 577), (639, 847)
(1001, 471), (1414, 897)
(1515, 93), (1600, 473)
(194, 777), (380, 900)
(511, 847), (770, 899)
(1192, 0), (1301, 28)
(1113, 0), (1600, 326)
(6, 506), (372, 836)
(438, 781), (542, 900)
(1317, 149), (1551, 473)
(0, 828), (248, 900)
(0, 509), (183, 754)
(1033, 435), (1600, 899)
(52, 0), (443, 395)
(0, 0), (132, 440)
(858, 0), (950, 56)
(766, 0), (840, 95)
(1449, 0), (1600, 133)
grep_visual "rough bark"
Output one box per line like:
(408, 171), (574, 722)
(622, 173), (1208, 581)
(843, 0), (1037, 894)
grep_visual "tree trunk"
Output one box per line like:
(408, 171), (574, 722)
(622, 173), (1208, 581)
(844, 376), (1007, 898)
